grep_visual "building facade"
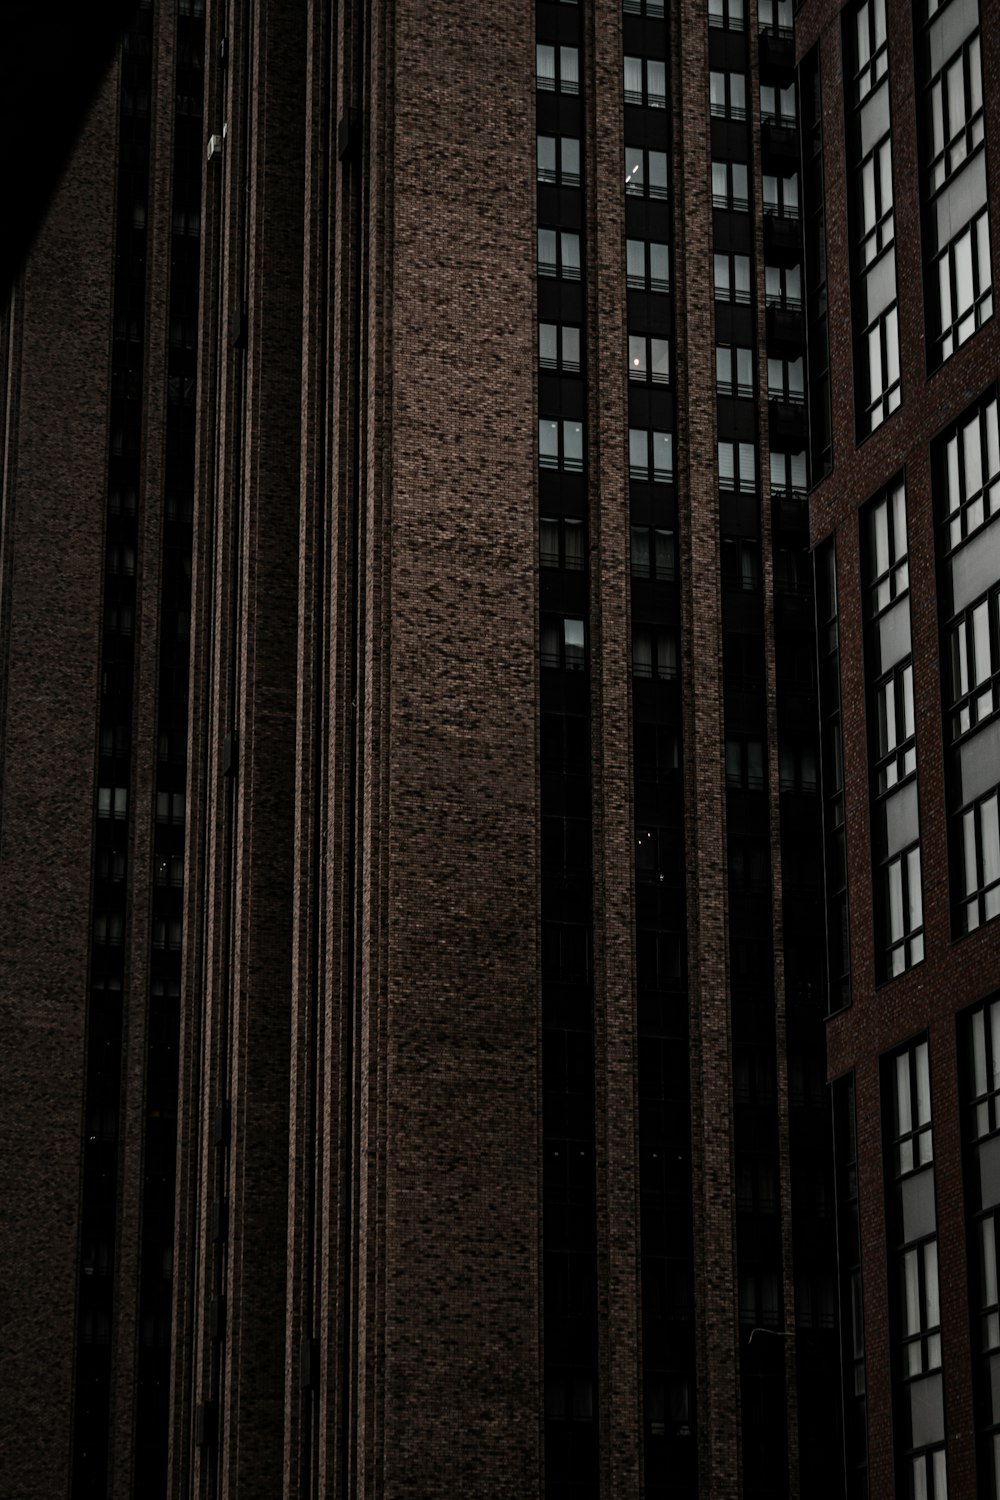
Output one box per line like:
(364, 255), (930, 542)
(798, 0), (1000, 1496)
(0, 0), (995, 1498)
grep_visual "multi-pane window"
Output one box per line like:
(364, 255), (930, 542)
(710, 70), (747, 119)
(934, 207), (992, 361)
(624, 0), (666, 13)
(760, 82), (796, 122)
(537, 228), (582, 280)
(536, 44), (580, 93)
(624, 56), (667, 108)
(627, 239), (670, 292)
(540, 516), (585, 570)
(539, 418), (585, 472)
(719, 440), (756, 492)
(852, 0), (888, 100)
(846, 0), (901, 434)
(938, 393), (1000, 548)
(714, 252), (752, 303)
(934, 391), (1000, 935)
(767, 355), (804, 403)
(919, 0), (992, 365)
(630, 527), (676, 581)
(541, 616), (587, 671)
(721, 536), (760, 591)
(771, 450), (807, 497)
(884, 1040), (947, 1500)
(629, 335), (671, 384)
(726, 736), (766, 790)
(716, 345), (754, 398)
(763, 172), (800, 220)
(709, 0), (745, 28)
(961, 996), (1000, 1499)
(539, 323), (582, 374)
(944, 587), (1000, 739)
(926, 30), (984, 189)
(758, 0), (792, 29)
(863, 482), (923, 978)
(632, 627), (678, 679)
(765, 263), (802, 308)
(625, 145), (669, 199)
(629, 428), (674, 483)
(712, 160), (750, 211)
(537, 135), (582, 187)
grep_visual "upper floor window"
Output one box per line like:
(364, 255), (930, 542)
(768, 354), (805, 403)
(538, 135), (581, 187)
(625, 0), (666, 14)
(629, 334), (671, 384)
(540, 516), (585, 570)
(712, 160), (749, 212)
(711, 70), (747, 120)
(625, 145), (669, 200)
(537, 228), (582, 281)
(716, 345), (754, 398)
(719, 440), (756, 492)
(758, 0), (792, 30)
(767, 262), (803, 309)
(624, 56), (667, 109)
(715, 252), (752, 303)
(539, 418), (584, 472)
(760, 82), (796, 123)
(763, 172), (800, 220)
(539, 322), (582, 374)
(865, 480), (909, 614)
(852, 0), (888, 100)
(938, 393), (1000, 549)
(629, 428), (674, 482)
(926, 26), (984, 192)
(627, 239), (670, 292)
(770, 449), (807, 497)
(709, 0), (745, 28)
(631, 527), (676, 581)
(541, 617), (586, 672)
(537, 44), (580, 95)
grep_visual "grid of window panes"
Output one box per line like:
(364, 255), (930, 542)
(815, 539), (850, 1012)
(623, 0), (695, 1488)
(861, 482), (924, 979)
(834, 1075), (869, 1498)
(916, 0), (992, 367)
(536, 5), (599, 1494)
(933, 391), (1000, 936)
(844, 0), (901, 436)
(884, 1041), (948, 1500)
(960, 994), (1000, 1500)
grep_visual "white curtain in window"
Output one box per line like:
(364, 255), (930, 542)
(624, 56), (643, 101)
(536, 44), (556, 89)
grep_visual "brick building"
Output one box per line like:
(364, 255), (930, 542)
(0, 0), (995, 1498)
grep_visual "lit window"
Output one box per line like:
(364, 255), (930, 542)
(628, 334), (670, 385)
(629, 428), (673, 482)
